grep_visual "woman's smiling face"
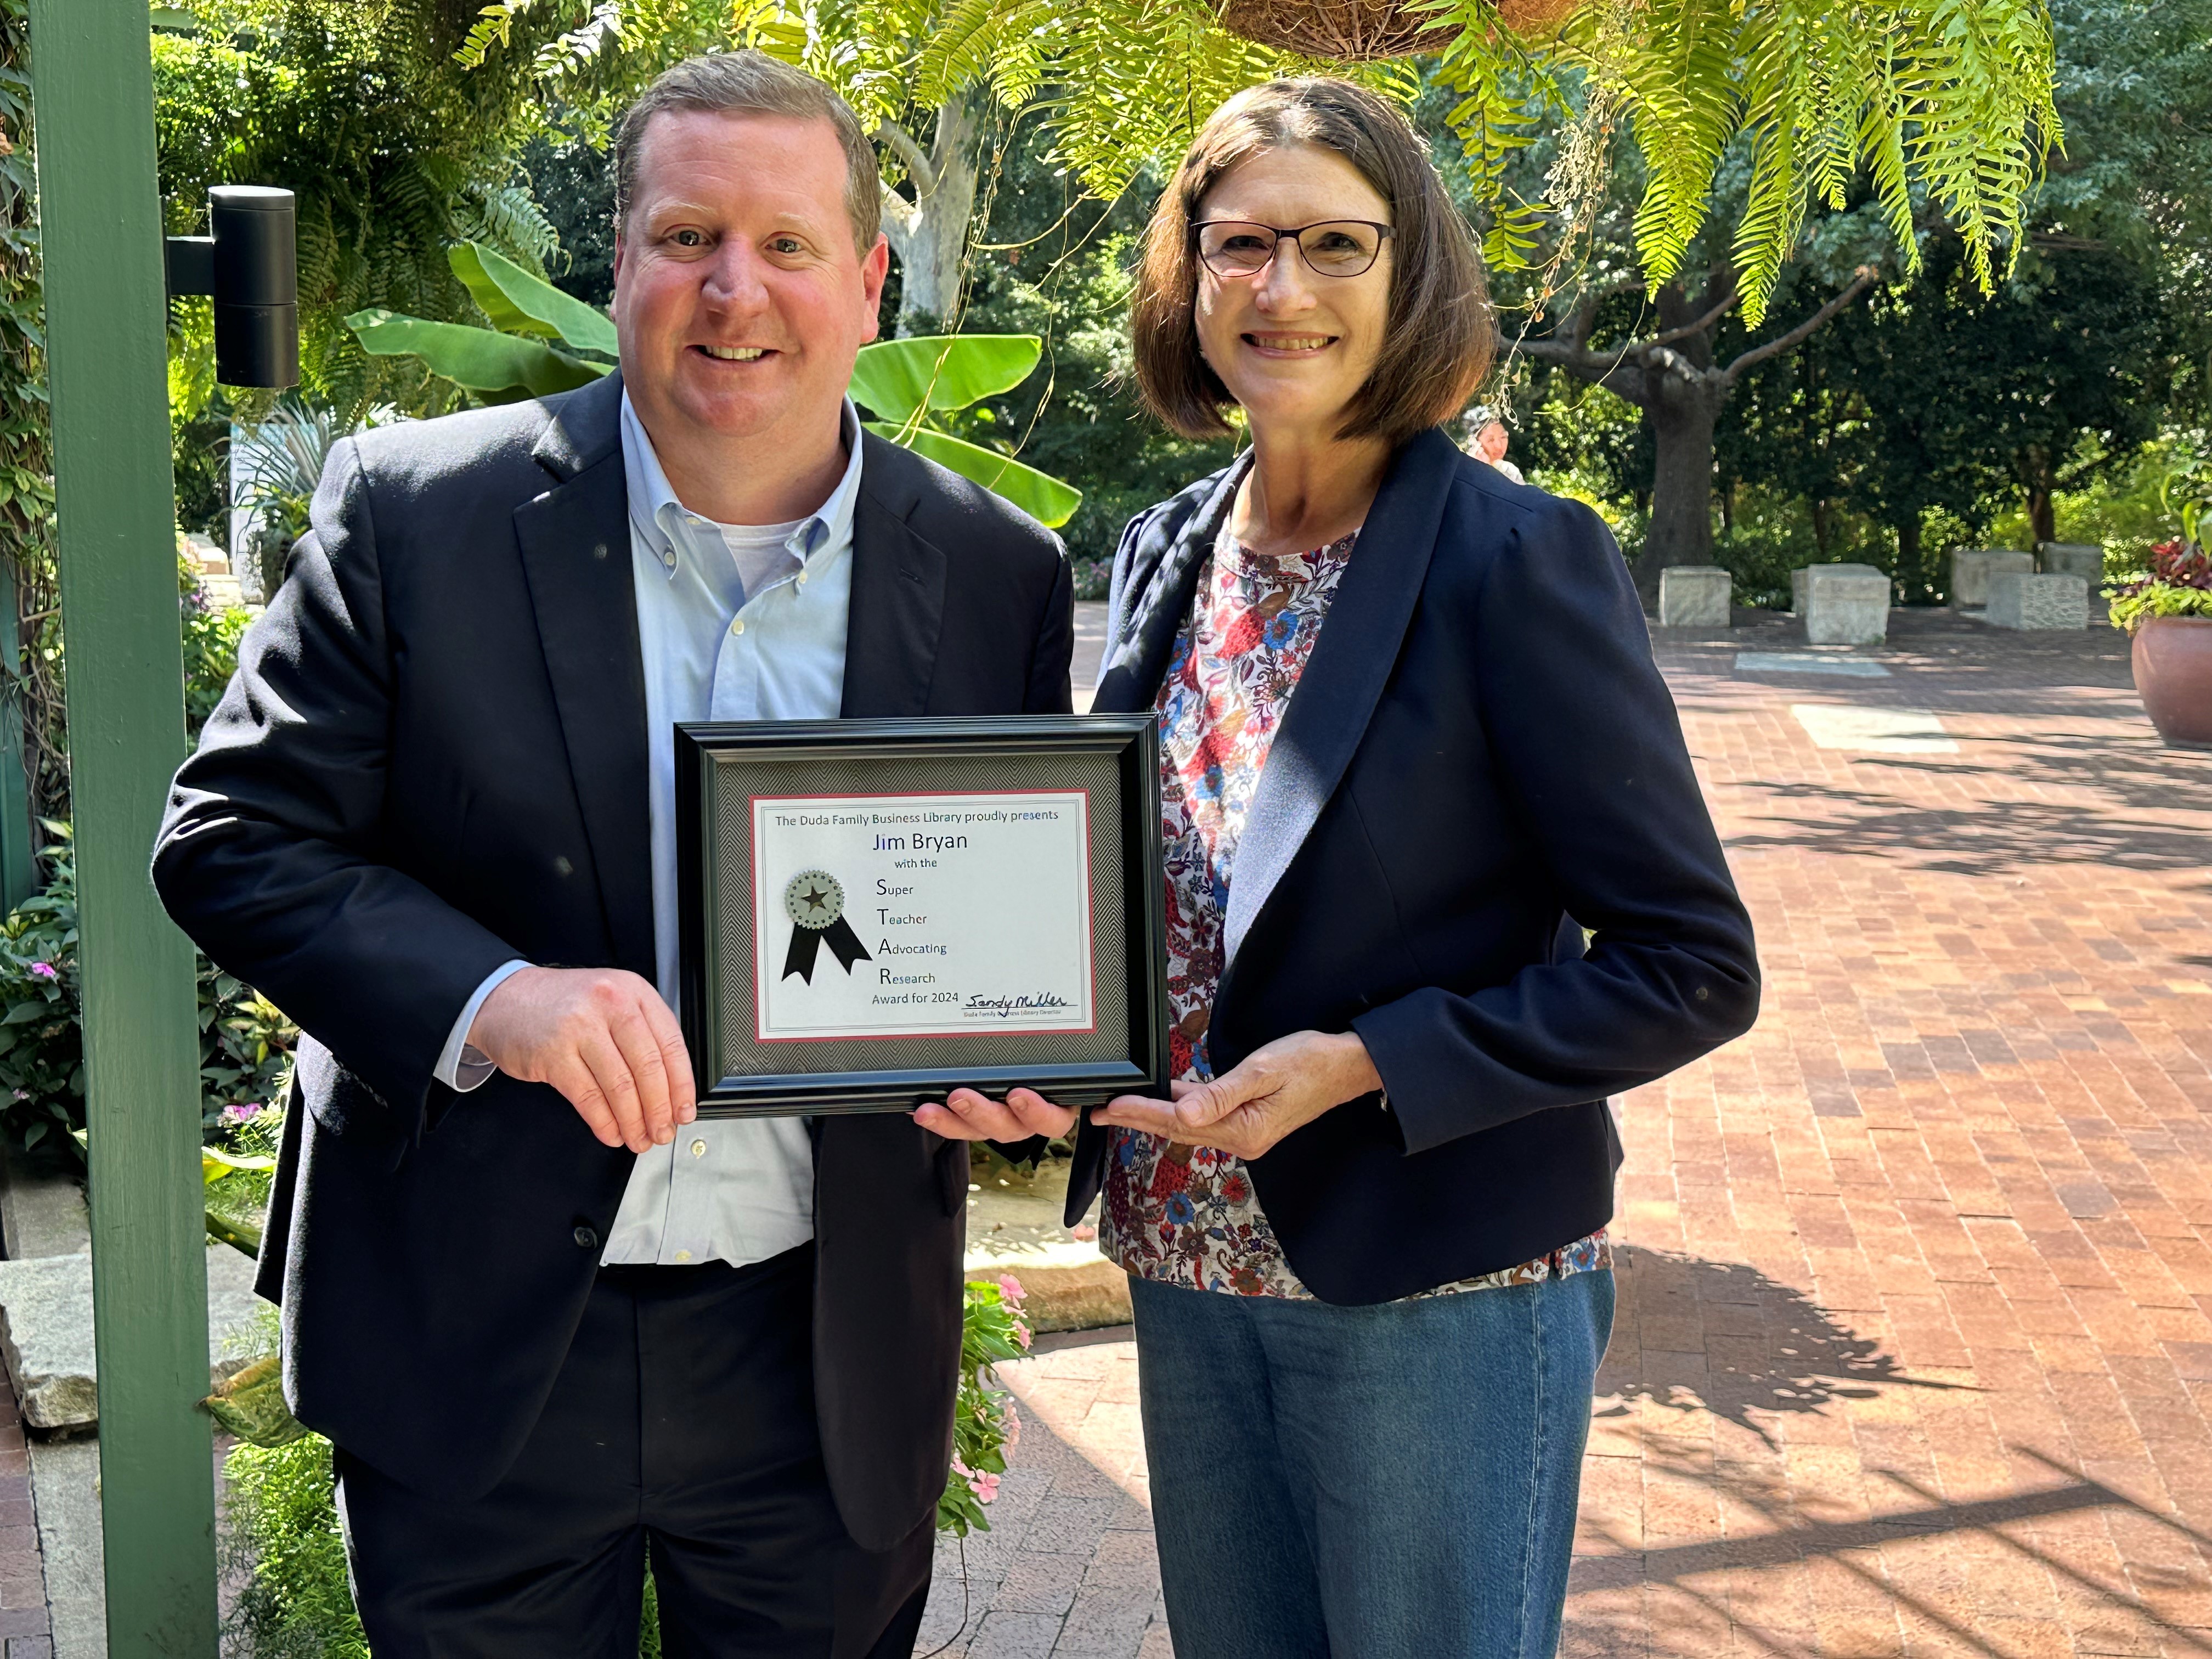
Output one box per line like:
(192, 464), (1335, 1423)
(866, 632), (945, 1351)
(1192, 143), (1393, 441)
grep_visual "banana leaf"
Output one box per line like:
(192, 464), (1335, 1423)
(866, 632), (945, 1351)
(204, 1355), (311, 1448)
(204, 1146), (276, 1183)
(851, 335), (1042, 422)
(867, 421), (1081, 529)
(449, 243), (618, 358)
(346, 309), (608, 403)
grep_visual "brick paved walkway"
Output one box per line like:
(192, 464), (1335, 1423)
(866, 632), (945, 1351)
(923, 606), (2212, 1658)
(918, 1333), (1169, 1658)
(0, 1380), (47, 1657)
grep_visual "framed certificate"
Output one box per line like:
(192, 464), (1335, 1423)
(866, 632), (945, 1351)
(675, 715), (1170, 1116)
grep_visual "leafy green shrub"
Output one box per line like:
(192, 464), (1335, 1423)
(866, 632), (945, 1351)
(182, 548), (253, 731)
(2108, 537), (2212, 631)
(0, 561), (300, 1167)
(0, 836), (82, 1165)
(0, 823), (296, 1168)
(1711, 524), (1819, 613)
(941, 1275), (1032, 1536)
(223, 1433), (366, 1659)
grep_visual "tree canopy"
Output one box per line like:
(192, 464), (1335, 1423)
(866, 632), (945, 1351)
(458, 0), (2061, 329)
(155, 0), (591, 416)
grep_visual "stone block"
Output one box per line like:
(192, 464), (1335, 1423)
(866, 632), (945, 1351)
(1950, 548), (2032, 607)
(964, 1158), (1129, 1333)
(1987, 571), (2088, 630)
(0, 1245), (264, 1431)
(2038, 541), (2105, 584)
(0, 1152), (86, 1262)
(1657, 566), (1732, 628)
(1802, 563), (1892, 647)
(27, 1438), (95, 1659)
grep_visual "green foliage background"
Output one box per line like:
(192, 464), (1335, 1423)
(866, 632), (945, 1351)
(154, 0), (583, 423)
(0, 562), (298, 1172)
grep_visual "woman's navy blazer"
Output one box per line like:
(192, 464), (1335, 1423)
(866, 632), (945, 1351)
(1065, 428), (1760, 1304)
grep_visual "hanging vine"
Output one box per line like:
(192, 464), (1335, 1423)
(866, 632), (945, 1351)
(0, 0), (67, 840)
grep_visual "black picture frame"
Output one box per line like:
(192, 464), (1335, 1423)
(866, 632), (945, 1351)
(675, 715), (1169, 1116)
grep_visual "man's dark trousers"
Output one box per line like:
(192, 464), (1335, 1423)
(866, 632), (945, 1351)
(151, 368), (1074, 1656)
(337, 1246), (932, 1656)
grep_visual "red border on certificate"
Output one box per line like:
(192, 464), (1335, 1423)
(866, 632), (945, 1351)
(747, 789), (1098, 1043)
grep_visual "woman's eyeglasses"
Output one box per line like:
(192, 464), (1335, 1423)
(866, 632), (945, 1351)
(1193, 219), (1395, 279)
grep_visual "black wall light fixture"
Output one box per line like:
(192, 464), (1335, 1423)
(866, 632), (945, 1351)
(164, 185), (298, 390)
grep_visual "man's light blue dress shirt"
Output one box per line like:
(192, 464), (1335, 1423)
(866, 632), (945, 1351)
(433, 390), (864, 1268)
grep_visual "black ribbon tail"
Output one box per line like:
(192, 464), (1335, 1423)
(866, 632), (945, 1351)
(823, 917), (872, 973)
(783, 924), (822, 983)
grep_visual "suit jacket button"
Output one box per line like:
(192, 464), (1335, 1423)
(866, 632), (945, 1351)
(573, 1225), (598, 1250)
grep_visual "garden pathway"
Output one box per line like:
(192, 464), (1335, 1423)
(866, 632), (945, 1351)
(0, 1378), (46, 1659)
(916, 605), (2212, 1659)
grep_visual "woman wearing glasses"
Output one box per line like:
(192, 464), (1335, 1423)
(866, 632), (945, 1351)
(919, 76), (1757, 1658)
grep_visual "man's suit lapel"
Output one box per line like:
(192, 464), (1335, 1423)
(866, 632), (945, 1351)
(1219, 428), (1460, 968)
(840, 434), (947, 718)
(511, 371), (657, 981)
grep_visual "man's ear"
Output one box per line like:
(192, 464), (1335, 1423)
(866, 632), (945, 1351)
(859, 233), (890, 344)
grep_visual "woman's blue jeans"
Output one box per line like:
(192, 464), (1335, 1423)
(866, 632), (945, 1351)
(1129, 1268), (1613, 1659)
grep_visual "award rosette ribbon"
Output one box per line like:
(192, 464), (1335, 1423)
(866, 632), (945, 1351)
(780, 869), (873, 984)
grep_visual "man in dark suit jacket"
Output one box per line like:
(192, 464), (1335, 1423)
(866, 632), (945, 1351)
(154, 52), (1071, 1657)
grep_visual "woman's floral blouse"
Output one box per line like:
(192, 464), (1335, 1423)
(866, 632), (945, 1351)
(1098, 521), (1610, 1300)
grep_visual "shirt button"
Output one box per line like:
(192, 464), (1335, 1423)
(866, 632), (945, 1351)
(730, 619), (744, 635)
(691, 1139), (707, 1158)
(674, 1249), (693, 1263)
(797, 572), (808, 586)
(573, 1225), (598, 1250)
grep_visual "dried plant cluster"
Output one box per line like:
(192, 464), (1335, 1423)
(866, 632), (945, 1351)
(1212, 0), (1461, 61)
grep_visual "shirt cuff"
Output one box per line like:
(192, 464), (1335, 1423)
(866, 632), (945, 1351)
(433, 959), (531, 1093)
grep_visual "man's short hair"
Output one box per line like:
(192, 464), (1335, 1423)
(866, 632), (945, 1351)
(1130, 78), (1495, 450)
(611, 50), (881, 255)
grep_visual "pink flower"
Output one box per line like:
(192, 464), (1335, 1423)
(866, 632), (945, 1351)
(950, 1456), (973, 1479)
(1013, 1320), (1032, 1351)
(997, 1274), (1026, 1304)
(221, 1102), (263, 1124)
(28, 962), (55, 981)
(968, 1470), (1000, 1503)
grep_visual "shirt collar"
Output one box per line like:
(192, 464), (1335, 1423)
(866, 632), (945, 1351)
(620, 390), (865, 578)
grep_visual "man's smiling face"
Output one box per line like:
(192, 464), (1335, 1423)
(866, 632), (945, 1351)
(613, 108), (888, 452)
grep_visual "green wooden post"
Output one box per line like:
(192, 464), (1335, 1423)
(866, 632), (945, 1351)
(26, 0), (218, 1650)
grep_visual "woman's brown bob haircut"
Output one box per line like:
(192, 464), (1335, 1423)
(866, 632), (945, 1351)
(1132, 78), (1494, 448)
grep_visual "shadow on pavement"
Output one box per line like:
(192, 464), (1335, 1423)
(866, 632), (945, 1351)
(1595, 1246), (1972, 1451)
(1574, 1249), (2212, 1659)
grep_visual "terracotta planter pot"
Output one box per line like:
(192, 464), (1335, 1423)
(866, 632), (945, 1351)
(2132, 615), (2212, 748)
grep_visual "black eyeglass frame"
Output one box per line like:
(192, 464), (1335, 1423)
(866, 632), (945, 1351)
(1190, 218), (1397, 279)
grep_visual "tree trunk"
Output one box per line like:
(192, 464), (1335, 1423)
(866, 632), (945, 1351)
(1523, 267), (1872, 605)
(1633, 380), (1720, 592)
(879, 97), (979, 337)
(1811, 498), (1831, 560)
(1896, 514), (1923, 595)
(2024, 447), (2057, 546)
